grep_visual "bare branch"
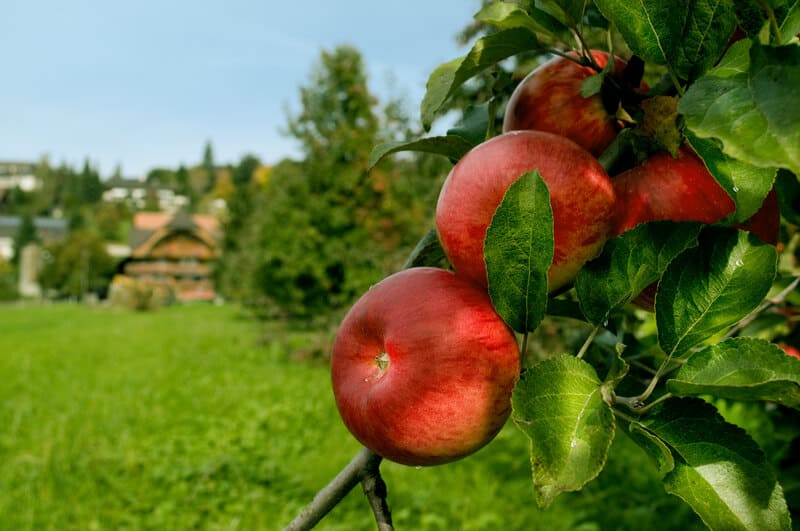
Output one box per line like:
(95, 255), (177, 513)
(361, 455), (394, 530)
(283, 447), (384, 531)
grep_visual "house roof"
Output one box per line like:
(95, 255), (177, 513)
(132, 211), (219, 233)
(128, 211), (221, 254)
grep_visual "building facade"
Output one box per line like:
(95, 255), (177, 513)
(120, 211), (221, 301)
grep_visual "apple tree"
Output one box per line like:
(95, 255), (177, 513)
(286, 1), (800, 529)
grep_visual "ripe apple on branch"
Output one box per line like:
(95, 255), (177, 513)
(436, 130), (616, 293)
(287, 1), (800, 529)
(503, 50), (648, 156)
(331, 267), (520, 467)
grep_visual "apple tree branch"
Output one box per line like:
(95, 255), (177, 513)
(283, 446), (392, 531)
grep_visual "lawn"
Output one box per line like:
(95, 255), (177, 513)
(0, 303), (701, 530)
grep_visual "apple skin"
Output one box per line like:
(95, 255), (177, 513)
(436, 130), (616, 293)
(612, 146), (780, 309)
(331, 267), (520, 467)
(612, 145), (735, 236)
(613, 145), (779, 243)
(503, 51), (646, 156)
(734, 188), (780, 246)
(779, 342), (800, 360)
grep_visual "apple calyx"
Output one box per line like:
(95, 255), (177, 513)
(374, 352), (390, 374)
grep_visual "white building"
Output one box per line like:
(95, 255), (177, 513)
(102, 177), (189, 212)
(0, 161), (39, 193)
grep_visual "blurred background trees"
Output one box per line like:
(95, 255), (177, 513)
(0, 43), (450, 316)
(215, 45), (448, 322)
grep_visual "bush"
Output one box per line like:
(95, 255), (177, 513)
(109, 275), (175, 311)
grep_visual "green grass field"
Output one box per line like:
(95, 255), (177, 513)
(0, 303), (702, 530)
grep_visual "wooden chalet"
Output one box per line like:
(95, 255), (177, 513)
(121, 211), (221, 301)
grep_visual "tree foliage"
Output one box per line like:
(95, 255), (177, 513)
(217, 45), (443, 320)
(38, 229), (116, 299)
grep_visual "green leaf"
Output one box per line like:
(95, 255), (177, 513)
(594, 0), (736, 79)
(594, 0), (684, 71)
(512, 354), (615, 507)
(677, 0), (738, 78)
(367, 135), (473, 172)
(535, 0), (589, 27)
(775, 169), (800, 225)
(626, 421), (676, 477)
(733, 0), (768, 36)
(421, 28), (540, 130)
(667, 337), (800, 407)
(686, 132), (777, 222)
(476, 1), (568, 35)
(446, 102), (490, 147)
(656, 227), (778, 357)
(706, 38), (752, 77)
(603, 344), (630, 393)
(545, 298), (586, 320)
(402, 229), (447, 270)
(636, 398), (791, 531)
(679, 41), (800, 176)
(485, 171), (553, 333)
(575, 221), (702, 325)
(580, 71), (605, 98)
(778, 0), (800, 42)
(545, 299), (586, 321)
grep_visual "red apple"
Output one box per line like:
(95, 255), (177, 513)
(612, 145), (780, 309)
(503, 51), (647, 156)
(778, 342), (800, 360)
(436, 130), (616, 293)
(613, 145), (780, 244)
(734, 188), (780, 245)
(612, 145), (735, 236)
(331, 267), (520, 466)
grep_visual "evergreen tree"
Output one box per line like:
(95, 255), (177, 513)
(217, 45), (436, 320)
(33, 155), (57, 215)
(232, 154), (260, 187)
(111, 163), (123, 180)
(79, 159), (103, 204)
(202, 141), (216, 193)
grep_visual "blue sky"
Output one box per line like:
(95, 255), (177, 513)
(1, 1), (475, 177)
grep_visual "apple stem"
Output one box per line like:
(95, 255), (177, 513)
(635, 351), (687, 403)
(546, 48), (586, 66)
(636, 356), (668, 403)
(615, 392), (673, 415)
(576, 325), (601, 359)
(755, 0), (784, 43)
(570, 29), (602, 72)
(283, 447), (392, 531)
(667, 70), (685, 97)
(636, 393), (674, 414)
